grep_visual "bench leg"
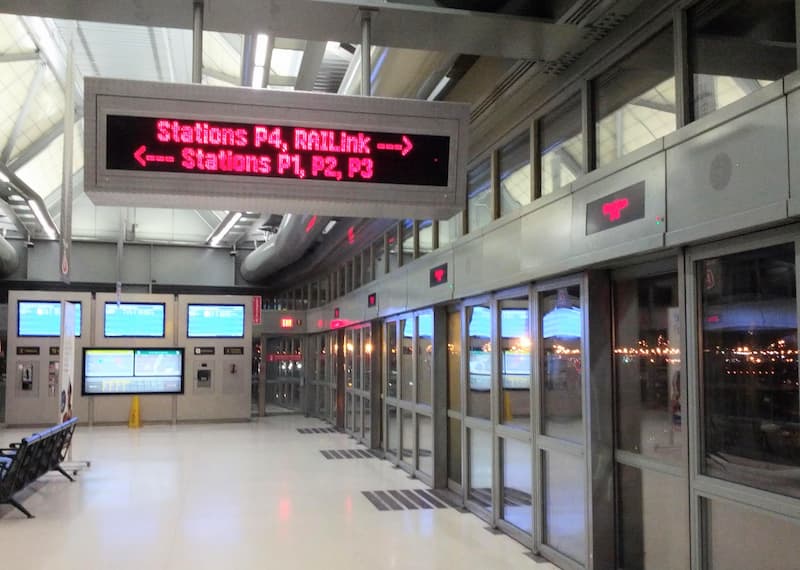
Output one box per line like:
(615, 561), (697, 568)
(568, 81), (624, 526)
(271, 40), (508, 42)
(7, 498), (34, 519)
(55, 466), (75, 482)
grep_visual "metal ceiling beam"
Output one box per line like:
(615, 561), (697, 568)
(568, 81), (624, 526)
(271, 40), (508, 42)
(555, 147), (582, 177)
(148, 26), (165, 82)
(203, 67), (240, 85)
(0, 51), (39, 63)
(194, 209), (224, 230)
(0, 195), (32, 236)
(294, 40), (326, 92)
(630, 97), (675, 113)
(267, 73), (295, 87)
(1, 61), (46, 164)
(45, 168), (84, 219)
(6, 111), (83, 172)
(240, 34), (254, 88)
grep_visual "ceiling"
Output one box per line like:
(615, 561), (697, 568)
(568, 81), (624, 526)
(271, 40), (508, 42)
(0, 0), (654, 255)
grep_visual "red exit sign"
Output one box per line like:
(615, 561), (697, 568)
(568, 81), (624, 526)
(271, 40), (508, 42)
(429, 263), (448, 287)
(585, 182), (645, 235)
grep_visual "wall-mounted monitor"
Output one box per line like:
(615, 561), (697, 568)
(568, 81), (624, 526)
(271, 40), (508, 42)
(17, 301), (82, 337)
(82, 347), (184, 395)
(187, 304), (245, 338)
(104, 302), (165, 338)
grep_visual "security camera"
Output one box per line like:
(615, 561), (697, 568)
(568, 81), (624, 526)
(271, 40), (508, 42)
(24, 240), (34, 248)
(229, 249), (237, 256)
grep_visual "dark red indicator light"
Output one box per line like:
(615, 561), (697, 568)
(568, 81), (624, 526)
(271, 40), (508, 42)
(305, 215), (317, 233)
(106, 115), (450, 187)
(334, 307), (340, 319)
(367, 293), (377, 307)
(347, 226), (355, 244)
(429, 263), (448, 287)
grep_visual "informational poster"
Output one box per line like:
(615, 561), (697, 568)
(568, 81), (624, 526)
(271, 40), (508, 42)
(58, 302), (77, 423)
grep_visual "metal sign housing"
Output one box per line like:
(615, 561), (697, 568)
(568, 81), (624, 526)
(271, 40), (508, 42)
(85, 78), (470, 219)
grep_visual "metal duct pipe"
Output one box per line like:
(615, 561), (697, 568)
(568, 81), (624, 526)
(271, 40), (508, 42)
(0, 235), (19, 277)
(239, 214), (328, 283)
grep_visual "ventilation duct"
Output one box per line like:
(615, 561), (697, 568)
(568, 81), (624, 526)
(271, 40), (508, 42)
(0, 235), (19, 277)
(240, 214), (328, 283)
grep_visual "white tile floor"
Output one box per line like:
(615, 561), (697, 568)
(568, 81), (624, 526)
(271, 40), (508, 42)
(0, 416), (558, 570)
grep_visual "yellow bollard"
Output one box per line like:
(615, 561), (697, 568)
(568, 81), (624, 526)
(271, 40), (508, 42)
(503, 391), (512, 423)
(128, 395), (141, 428)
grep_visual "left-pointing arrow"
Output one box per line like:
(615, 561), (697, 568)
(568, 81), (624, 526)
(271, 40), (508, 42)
(134, 145), (147, 166)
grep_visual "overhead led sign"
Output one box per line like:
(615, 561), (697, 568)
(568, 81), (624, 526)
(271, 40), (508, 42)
(85, 78), (469, 219)
(585, 181), (645, 235)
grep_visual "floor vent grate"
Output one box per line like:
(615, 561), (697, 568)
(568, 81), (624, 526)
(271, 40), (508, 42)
(361, 489), (450, 512)
(297, 427), (338, 434)
(320, 449), (375, 459)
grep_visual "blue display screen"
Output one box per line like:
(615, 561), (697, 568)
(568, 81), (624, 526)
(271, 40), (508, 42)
(83, 348), (184, 395)
(187, 304), (245, 338)
(104, 303), (165, 337)
(17, 301), (82, 337)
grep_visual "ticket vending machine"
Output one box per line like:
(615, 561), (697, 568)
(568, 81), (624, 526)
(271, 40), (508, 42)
(5, 291), (92, 426)
(177, 295), (252, 421)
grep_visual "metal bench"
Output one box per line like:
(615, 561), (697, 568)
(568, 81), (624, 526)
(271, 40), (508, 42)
(0, 417), (78, 518)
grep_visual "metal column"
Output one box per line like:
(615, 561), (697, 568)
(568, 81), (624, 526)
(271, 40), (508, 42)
(360, 10), (372, 97)
(192, 1), (204, 84)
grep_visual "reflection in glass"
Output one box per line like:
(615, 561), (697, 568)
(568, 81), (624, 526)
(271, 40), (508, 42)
(468, 159), (492, 232)
(468, 428), (492, 511)
(418, 414), (433, 476)
(439, 212), (462, 247)
(447, 311), (462, 412)
(373, 237), (385, 279)
(363, 327), (372, 391)
(387, 405), (399, 456)
(346, 393), (354, 431)
(499, 132), (531, 216)
(448, 417), (462, 485)
(540, 286), (583, 443)
(502, 438), (532, 534)
(352, 328), (361, 391)
(401, 319), (414, 401)
(544, 451), (586, 564)
(387, 322), (398, 398)
(353, 396), (362, 436)
(401, 408), (414, 464)
(700, 244), (799, 498)
(467, 305), (492, 419)
(595, 27), (675, 167)
(363, 399), (371, 440)
(500, 297), (531, 428)
(417, 312), (433, 405)
(388, 228), (399, 272)
(401, 219), (414, 265)
(705, 497), (800, 570)
(419, 220), (434, 256)
(615, 273), (683, 464)
(540, 93), (583, 196)
(618, 464), (689, 570)
(690, 0), (796, 119)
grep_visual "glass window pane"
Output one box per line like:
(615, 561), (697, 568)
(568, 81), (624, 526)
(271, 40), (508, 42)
(439, 212), (462, 246)
(417, 312), (433, 406)
(345, 330), (354, 390)
(364, 326), (372, 391)
(468, 428), (492, 511)
(354, 396), (362, 436)
(540, 286), (584, 443)
(387, 405), (399, 456)
(704, 498), (800, 570)
(614, 272), (683, 464)
(354, 255), (362, 289)
(700, 243), (799, 498)
(500, 296), (531, 428)
(544, 451), (586, 564)
(690, 0), (796, 120)
(418, 414), (433, 476)
(499, 131), (531, 216)
(448, 417), (462, 485)
(386, 322), (398, 399)
(401, 408), (414, 464)
(401, 218), (414, 264)
(595, 27), (675, 167)
(502, 438), (532, 534)
(447, 311), (462, 412)
(467, 304), (492, 420)
(364, 398), (371, 440)
(618, 464), (689, 570)
(362, 248), (372, 284)
(468, 159), (492, 232)
(419, 219), (433, 256)
(373, 238), (385, 279)
(388, 228), (399, 272)
(401, 318), (414, 401)
(346, 393), (354, 431)
(540, 92), (583, 197)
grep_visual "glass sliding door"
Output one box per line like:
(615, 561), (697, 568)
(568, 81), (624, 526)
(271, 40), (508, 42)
(447, 309), (463, 490)
(344, 324), (372, 444)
